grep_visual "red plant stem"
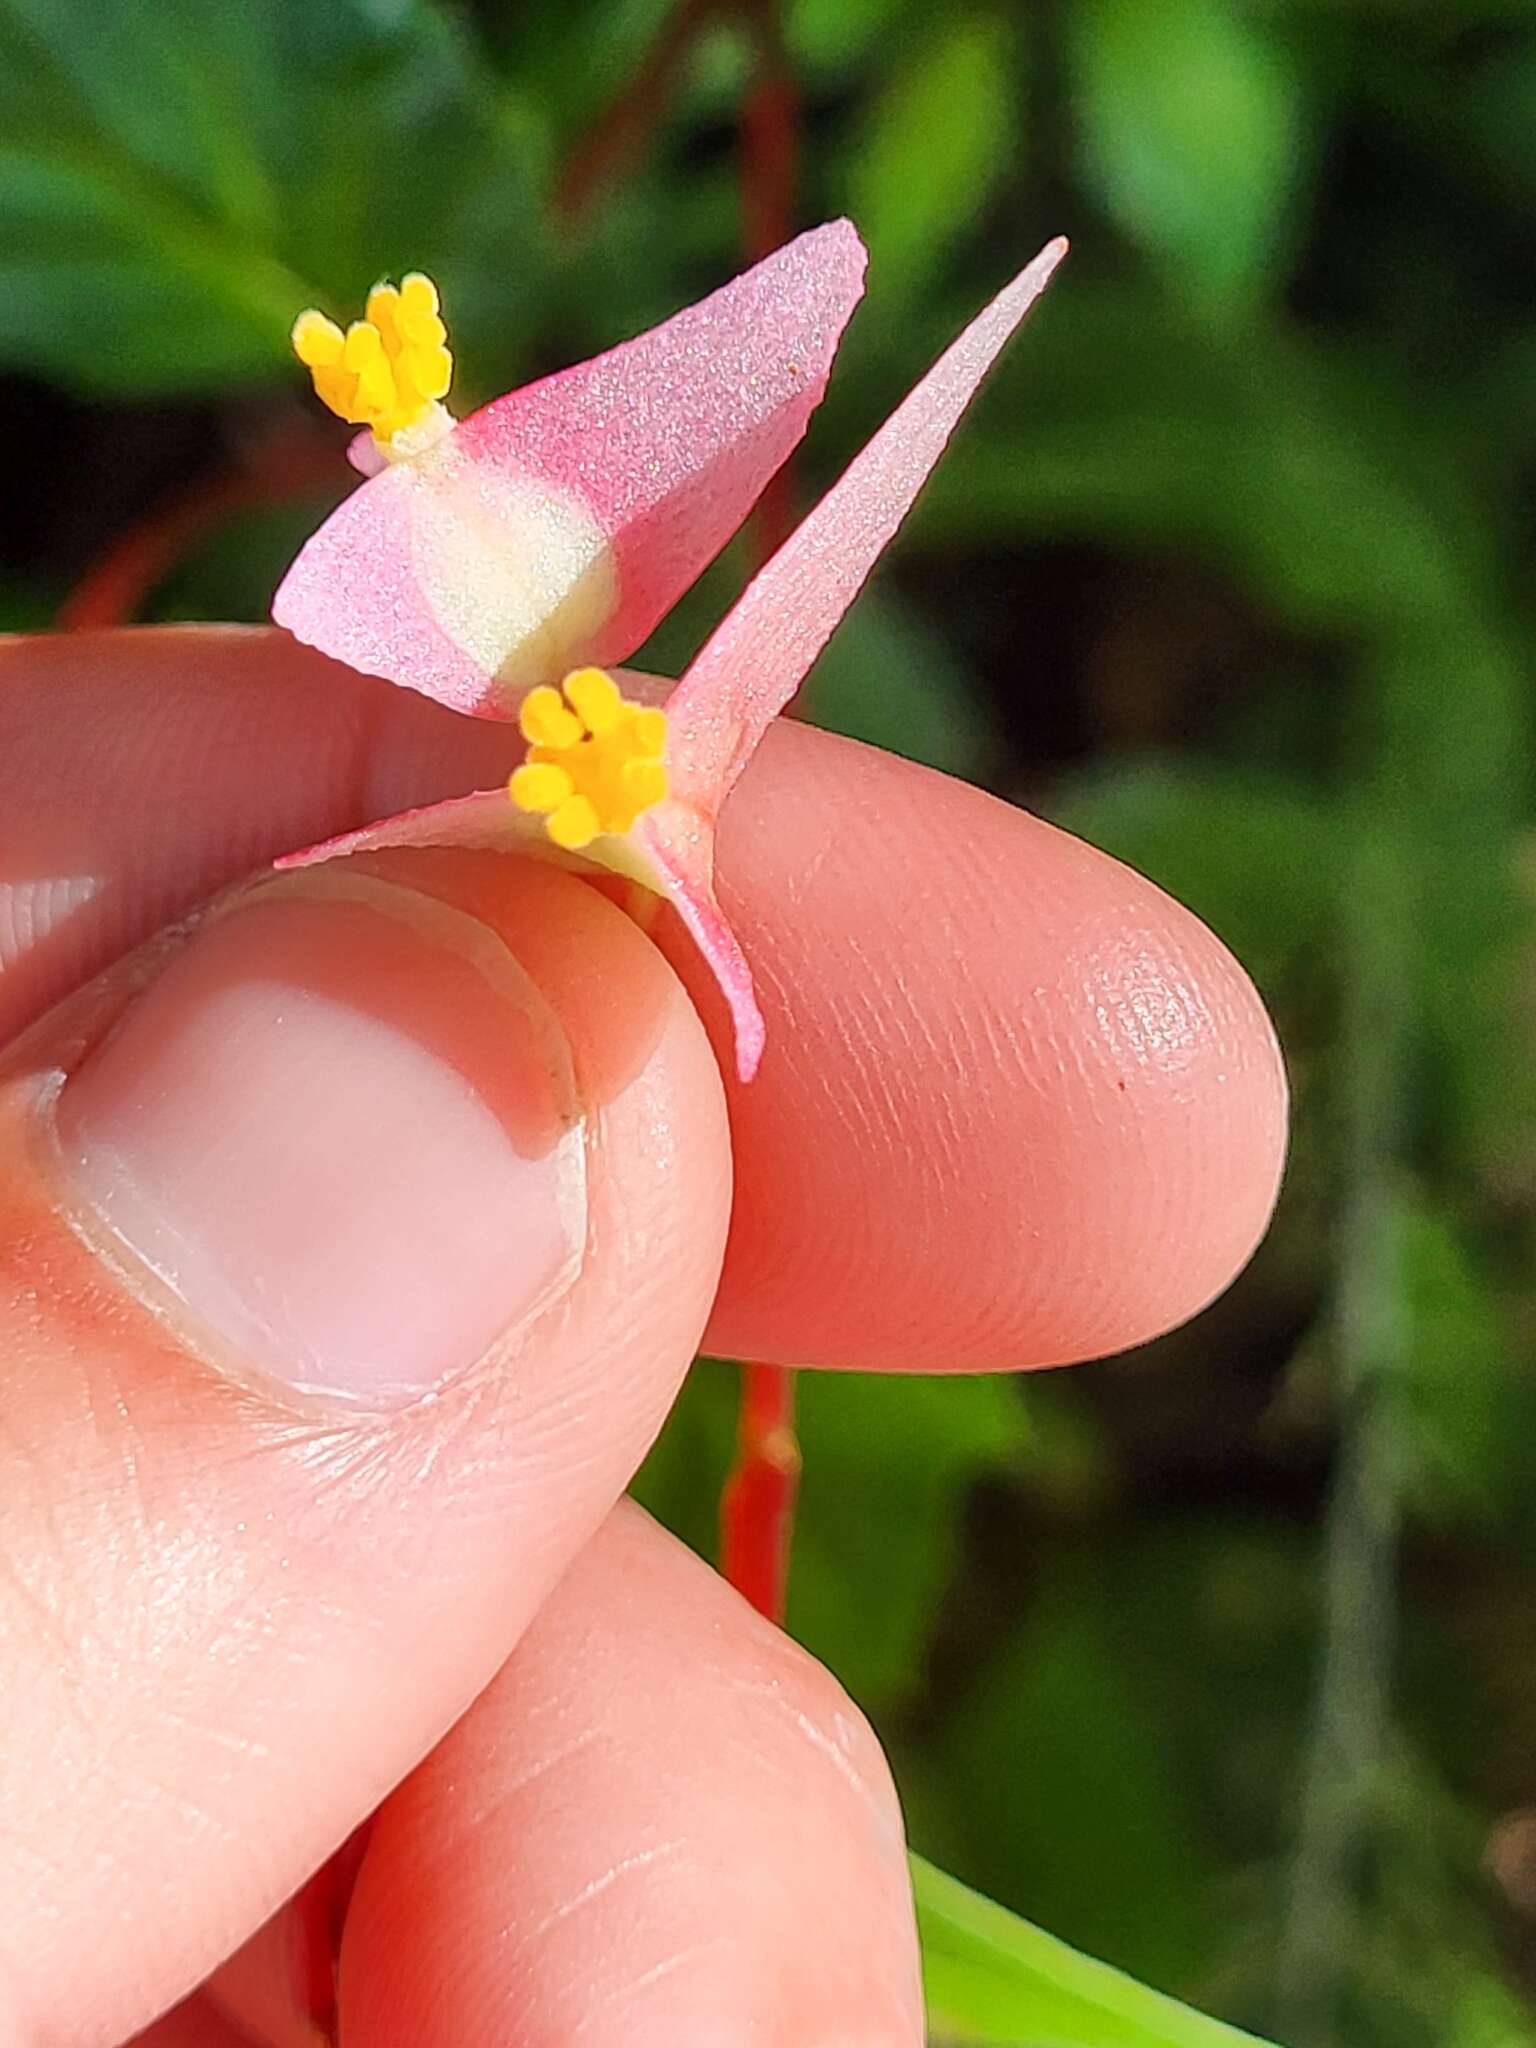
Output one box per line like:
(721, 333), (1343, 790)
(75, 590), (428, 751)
(720, 1358), (802, 1619)
(59, 433), (341, 631)
(555, 0), (722, 226)
(739, 25), (797, 264)
(718, 0), (802, 1626)
(739, 0), (799, 562)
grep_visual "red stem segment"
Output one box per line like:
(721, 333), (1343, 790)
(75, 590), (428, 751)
(720, 1360), (802, 1620)
(718, 0), (802, 1626)
(739, 0), (799, 563)
(555, 0), (721, 226)
(59, 433), (341, 631)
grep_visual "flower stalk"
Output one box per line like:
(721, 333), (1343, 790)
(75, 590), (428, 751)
(720, 0), (800, 1625)
(721, 1360), (803, 1621)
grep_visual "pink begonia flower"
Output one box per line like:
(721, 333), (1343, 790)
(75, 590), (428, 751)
(274, 223), (1068, 1081)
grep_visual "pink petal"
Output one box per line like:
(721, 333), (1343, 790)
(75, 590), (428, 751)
(277, 791), (766, 1083)
(273, 223), (868, 719)
(666, 237), (1069, 805)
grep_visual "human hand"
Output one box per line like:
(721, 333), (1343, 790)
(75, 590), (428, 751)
(0, 626), (1286, 2047)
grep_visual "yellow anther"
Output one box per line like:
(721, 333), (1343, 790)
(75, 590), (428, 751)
(548, 797), (602, 851)
(343, 320), (384, 367)
(364, 283), (403, 350)
(509, 669), (670, 850)
(291, 309), (344, 368)
(291, 271), (455, 455)
(398, 273), (445, 345)
(509, 761), (575, 812)
(563, 665), (623, 737)
(405, 308), (447, 349)
(519, 686), (584, 751)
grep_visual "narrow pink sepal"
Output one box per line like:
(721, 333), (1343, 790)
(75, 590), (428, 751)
(276, 788), (765, 1082)
(275, 789), (536, 871)
(667, 236), (1069, 803)
(632, 803), (766, 1081)
(273, 222), (868, 719)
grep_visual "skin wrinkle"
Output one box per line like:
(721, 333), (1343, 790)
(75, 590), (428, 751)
(1050, 1014), (1153, 1348)
(0, 1809), (63, 1940)
(1, 1409), (162, 1748)
(459, 1724), (615, 1845)
(1077, 937), (1251, 1326)
(516, 1835), (689, 1950)
(136, 1527), (315, 1680)
(803, 935), (1009, 1355)
(86, 1351), (154, 1576)
(719, 1668), (901, 1853)
(0, 1536), (78, 1689)
(0, 1408), (78, 1651)
(567, 1939), (727, 2037)
(148, 1705), (273, 1766)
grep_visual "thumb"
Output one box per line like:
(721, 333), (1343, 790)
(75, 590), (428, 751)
(0, 848), (729, 2047)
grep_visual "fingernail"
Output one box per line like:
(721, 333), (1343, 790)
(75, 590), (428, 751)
(54, 871), (585, 1410)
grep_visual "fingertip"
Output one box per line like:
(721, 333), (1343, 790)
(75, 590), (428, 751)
(337, 1503), (922, 2047)
(678, 721), (1287, 1370)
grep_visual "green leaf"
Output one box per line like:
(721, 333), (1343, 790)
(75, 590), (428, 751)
(914, 1856), (1280, 2047)
(0, 586), (56, 630)
(787, 0), (916, 77)
(844, 11), (1018, 307)
(478, 0), (676, 132)
(787, 1372), (1025, 1704)
(931, 1570), (1218, 1991)
(1069, 0), (1306, 311)
(1440, 1974), (1536, 2048)
(0, 0), (545, 394)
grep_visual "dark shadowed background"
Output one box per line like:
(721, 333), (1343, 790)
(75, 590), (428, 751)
(4, 2), (1536, 2043)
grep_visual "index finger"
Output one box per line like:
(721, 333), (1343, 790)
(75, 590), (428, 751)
(0, 624), (1286, 1371)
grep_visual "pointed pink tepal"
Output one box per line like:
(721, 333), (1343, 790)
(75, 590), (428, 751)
(667, 238), (1069, 804)
(274, 223), (868, 717)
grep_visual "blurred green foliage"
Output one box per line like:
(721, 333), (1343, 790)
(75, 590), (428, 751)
(6, 0), (1536, 2042)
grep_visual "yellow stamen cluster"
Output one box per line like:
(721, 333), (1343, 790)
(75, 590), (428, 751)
(510, 668), (669, 851)
(291, 273), (453, 448)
